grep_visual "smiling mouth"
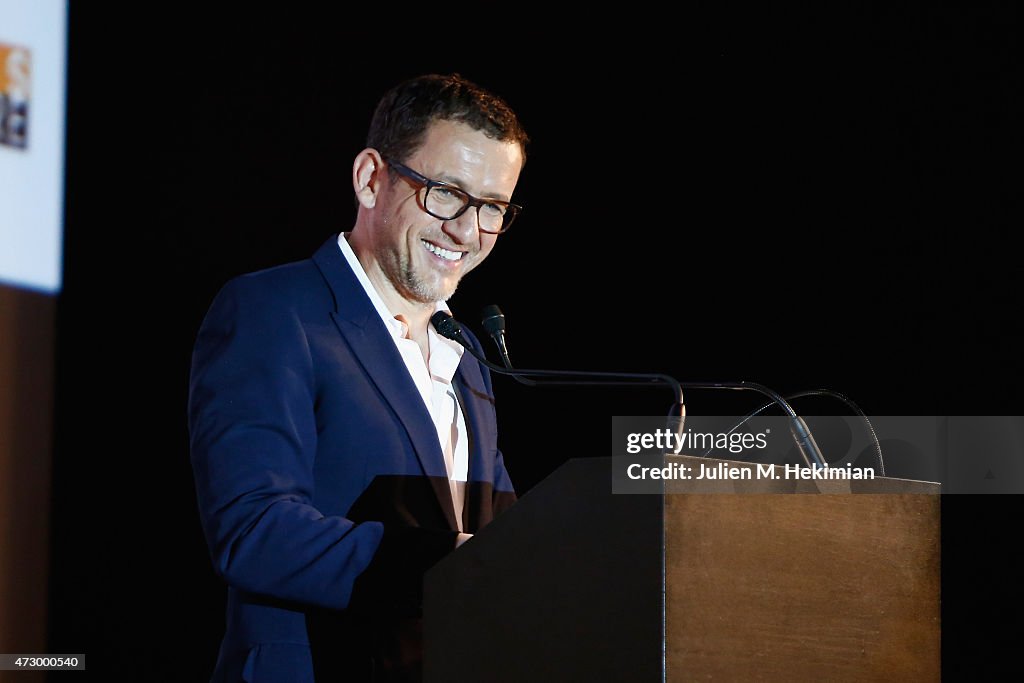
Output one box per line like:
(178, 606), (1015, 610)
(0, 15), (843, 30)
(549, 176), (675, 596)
(422, 240), (465, 262)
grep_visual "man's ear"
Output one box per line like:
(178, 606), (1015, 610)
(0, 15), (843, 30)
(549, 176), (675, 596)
(353, 149), (383, 209)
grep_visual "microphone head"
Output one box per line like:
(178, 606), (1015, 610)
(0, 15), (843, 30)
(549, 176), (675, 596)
(430, 311), (465, 342)
(480, 304), (506, 335)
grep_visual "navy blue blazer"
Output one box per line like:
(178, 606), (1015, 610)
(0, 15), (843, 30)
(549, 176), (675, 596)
(189, 234), (516, 681)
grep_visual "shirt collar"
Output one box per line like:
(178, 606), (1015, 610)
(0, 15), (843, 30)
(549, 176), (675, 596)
(337, 232), (465, 375)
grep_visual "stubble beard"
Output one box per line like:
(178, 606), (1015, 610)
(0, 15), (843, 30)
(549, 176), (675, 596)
(396, 251), (460, 304)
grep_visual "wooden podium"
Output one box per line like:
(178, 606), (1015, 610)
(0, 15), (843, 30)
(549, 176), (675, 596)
(423, 455), (940, 682)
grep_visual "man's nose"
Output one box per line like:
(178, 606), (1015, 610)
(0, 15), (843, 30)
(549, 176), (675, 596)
(442, 207), (480, 244)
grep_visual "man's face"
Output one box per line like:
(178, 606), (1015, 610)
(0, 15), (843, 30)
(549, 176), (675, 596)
(371, 119), (523, 305)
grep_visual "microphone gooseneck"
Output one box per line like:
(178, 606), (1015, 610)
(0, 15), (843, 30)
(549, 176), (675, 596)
(430, 310), (685, 419)
(679, 381), (827, 468)
(435, 309), (829, 469)
(706, 389), (884, 475)
(479, 304), (536, 386)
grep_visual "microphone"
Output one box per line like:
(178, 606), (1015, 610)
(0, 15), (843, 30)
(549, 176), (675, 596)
(431, 310), (685, 419)
(479, 304), (537, 387)
(470, 305), (828, 470)
(480, 304), (511, 365)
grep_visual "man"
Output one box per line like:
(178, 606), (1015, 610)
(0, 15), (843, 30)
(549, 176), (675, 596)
(188, 72), (528, 682)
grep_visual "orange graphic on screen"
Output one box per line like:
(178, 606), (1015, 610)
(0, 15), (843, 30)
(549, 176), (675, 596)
(0, 42), (31, 149)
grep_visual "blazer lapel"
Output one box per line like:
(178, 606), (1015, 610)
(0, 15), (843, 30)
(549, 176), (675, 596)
(314, 236), (459, 531)
(454, 357), (496, 532)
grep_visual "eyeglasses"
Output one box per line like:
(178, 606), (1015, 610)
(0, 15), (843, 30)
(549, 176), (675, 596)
(384, 158), (522, 234)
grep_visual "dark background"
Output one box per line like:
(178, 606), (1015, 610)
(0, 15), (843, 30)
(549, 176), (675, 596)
(50, 6), (1020, 680)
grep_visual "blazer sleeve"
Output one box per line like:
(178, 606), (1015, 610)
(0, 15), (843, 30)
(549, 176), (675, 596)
(188, 275), (382, 610)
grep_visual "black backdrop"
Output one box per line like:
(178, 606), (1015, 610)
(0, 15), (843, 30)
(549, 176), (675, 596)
(51, 6), (1021, 680)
